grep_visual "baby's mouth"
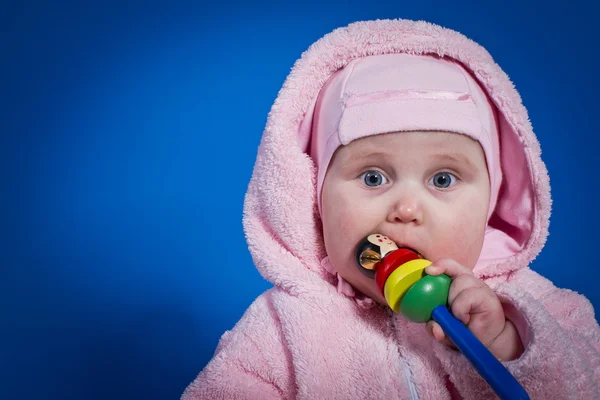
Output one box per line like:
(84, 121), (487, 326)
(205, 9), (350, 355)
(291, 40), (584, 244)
(355, 234), (431, 315)
(393, 243), (422, 257)
(355, 234), (423, 279)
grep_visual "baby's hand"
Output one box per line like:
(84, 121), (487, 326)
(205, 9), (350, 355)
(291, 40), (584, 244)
(424, 259), (523, 361)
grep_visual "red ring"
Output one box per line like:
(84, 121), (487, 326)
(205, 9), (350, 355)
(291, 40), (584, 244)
(375, 248), (420, 292)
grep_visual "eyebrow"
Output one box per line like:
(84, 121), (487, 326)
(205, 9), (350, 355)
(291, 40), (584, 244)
(336, 151), (392, 170)
(345, 151), (390, 163)
(430, 153), (477, 169)
(352, 151), (391, 158)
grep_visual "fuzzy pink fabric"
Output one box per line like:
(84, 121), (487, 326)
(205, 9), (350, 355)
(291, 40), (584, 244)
(182, 20), (600, 399)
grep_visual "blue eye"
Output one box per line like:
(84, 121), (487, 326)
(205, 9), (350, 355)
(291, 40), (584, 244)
(360, 170), (388, 187)
(430, 172), (457, 189)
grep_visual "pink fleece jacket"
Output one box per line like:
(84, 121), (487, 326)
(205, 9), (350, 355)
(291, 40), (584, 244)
(182, 20), (600, 399)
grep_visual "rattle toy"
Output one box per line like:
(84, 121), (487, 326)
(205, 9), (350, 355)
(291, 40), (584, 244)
(356, 234), (529, 400)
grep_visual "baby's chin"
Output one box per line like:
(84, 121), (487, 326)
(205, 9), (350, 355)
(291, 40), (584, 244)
(330, 257), (389, 306)
(344, 272), (387, 305)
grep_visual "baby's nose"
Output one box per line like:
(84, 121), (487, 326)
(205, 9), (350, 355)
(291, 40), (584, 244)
(387, 196), (423, 224)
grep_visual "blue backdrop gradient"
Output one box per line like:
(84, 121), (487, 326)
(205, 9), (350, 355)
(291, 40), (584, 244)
(2, 1), (598, 399)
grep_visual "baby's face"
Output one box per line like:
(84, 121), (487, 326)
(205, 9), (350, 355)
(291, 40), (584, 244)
(321, 131), (490, 305)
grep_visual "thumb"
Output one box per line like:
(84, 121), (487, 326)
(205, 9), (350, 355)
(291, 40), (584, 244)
(426, 321), (456, 349)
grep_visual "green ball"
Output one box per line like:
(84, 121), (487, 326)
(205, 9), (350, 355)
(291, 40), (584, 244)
(399, 274), (451, 323)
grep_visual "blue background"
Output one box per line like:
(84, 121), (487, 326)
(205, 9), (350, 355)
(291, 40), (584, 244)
(2, 1), (598, 399)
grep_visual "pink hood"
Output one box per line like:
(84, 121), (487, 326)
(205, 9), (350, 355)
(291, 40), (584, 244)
(243, 19), (551, 294)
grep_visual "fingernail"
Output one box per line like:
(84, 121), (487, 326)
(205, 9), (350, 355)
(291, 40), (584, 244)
(426, 266), (439, 275)
(425, 321), (434, 335)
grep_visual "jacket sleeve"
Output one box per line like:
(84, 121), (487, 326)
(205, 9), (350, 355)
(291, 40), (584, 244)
(434, 267), (600, 399)
(181, 290), (292, 400)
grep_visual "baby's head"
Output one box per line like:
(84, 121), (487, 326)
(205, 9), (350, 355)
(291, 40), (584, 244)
(310, 54), (501, 305)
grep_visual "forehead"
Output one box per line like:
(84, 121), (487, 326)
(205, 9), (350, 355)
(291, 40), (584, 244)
(349, 130), (475, 149)
(335, 130), (483, 163)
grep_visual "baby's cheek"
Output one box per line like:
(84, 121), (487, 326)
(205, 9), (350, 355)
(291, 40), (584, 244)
(327, 204), (355, 240)
(322, 201), (358, 262)
(438, 217), (485, 269)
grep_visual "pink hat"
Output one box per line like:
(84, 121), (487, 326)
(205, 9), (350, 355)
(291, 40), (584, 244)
(309, 53), (502, 220)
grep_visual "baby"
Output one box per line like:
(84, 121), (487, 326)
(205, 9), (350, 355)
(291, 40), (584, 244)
(317, 53), (522, 363)
(183, 20), (600, 399)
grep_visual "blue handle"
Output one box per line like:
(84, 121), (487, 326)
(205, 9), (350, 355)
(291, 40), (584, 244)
(431, 306), (529, 400)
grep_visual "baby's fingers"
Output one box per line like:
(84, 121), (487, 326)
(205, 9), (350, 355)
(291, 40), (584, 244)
(450, 286), (491, 326)
(447, 274), (484, 306)
(426, 321), (456, 349)
(425, 258), (474, 280)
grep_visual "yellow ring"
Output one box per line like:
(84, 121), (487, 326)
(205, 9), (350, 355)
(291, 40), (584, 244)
(384, 259), (432, 312)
